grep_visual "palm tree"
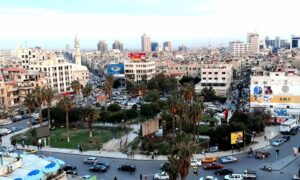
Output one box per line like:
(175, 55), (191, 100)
(164, 155), (180, 180)
(32, 86), (45, 126)
(71, 80), (81, 102)
(82, 83), (93, 99)
(182, 83), (195, 103)
(44, 88), (54, 128)
(168, 94), (181, 135)
(58, 96), (74, 142)
(24, 93), (36, 129)
(80, 106), (99, 138)
(159, 110), (170, 141)
(103, 76), (114, 102)
(189, 103), (202, 138)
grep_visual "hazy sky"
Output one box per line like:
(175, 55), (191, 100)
(0, 0), (299, 49)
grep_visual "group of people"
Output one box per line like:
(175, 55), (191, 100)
(127, 151), (135, 158)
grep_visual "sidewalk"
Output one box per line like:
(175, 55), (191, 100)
(2, 125), (279, 161)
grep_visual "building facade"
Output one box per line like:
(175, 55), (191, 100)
(247, 33), (260, 55)
(163, 41), (172, 51)
(141, 33), (151, 52)
(229, 41), (250, 57)
(97, 40), (108, 52)
(112, 40), (123, 51)
(291, 36), (300, 49)
(74, 35), (81, 65)
(195, 64), (233, 97)
(151, 42), (158, 52)
(124, 60), (156, 82)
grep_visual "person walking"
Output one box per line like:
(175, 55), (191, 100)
(114, 176), (117, 180)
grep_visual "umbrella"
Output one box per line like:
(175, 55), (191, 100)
(45, 157), (65, 165)
(43, 162), (60, 173)
(25, 169), (44, 180)
(14, 178), (23, 180)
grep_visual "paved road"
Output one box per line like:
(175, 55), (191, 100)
(3, 118), (29, 129)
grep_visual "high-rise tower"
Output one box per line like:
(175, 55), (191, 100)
(74, 35), (81, 65)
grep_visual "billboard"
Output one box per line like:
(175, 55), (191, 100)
(141, 118), (159, 137)
(129, 52), (146, 61)
(107, 64), (124, 76)
(36, 126), (50, 139)
(230, 131), (243, 145)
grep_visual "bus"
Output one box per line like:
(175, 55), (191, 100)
(280, 119), (299, 134)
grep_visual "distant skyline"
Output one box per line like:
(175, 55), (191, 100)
(0, 0), (299, 49)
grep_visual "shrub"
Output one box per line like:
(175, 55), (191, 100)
(107, 104), (121, 112)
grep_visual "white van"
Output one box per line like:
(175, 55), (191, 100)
(280, 119), (299, 134)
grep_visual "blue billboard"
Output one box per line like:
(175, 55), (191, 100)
(107, 64), (124, 75)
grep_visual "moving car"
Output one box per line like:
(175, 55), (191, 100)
(84, 157), (98, 164)
(118, 164), (136, 172)
(255, 151), (270, 159)
(190, 159), (202, 167)
(224, 174), (243, 180)
(201, 156), (217, 164)
(199, 176), (218, 180)
(66, 170), (78, 175)
(10, 127), (22, 132)
(93, 161), (110, 168)
(219, 156), (238, 164)
(63, 165), (77, 171)
(26, 149), (37, 154)
(13, 115), (22, 122)
(214, 168), (233, 175)
(242, 169), (257, 179)
(290, 127), (298, 135)
(260, 165), (272, 171)
(89, 165), (107, 172)
(203, 162), (224, 170)
(160, 161), (170, 171)
(0, 128), (12, 135)
(282, 135), (290, 142)
(272, 139), (285, 146)
(154, 172), (169, 180)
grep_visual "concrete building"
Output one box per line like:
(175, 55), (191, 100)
(229, 41), (250, 57)
(250, 70), (300, 120)
(163, 41), (172, 51)
(141, 33), (151, 52)
(178, 45), (187, 52)
(74, 35), (81, 65)
(97, 40), (108, 52)
(112, 40), (123, 51)
(124, 60), (156, 82)
(291, 36), (300, 49)
(195, 63), (233, 97)
(247, 33), (260, 55)
(151, 42), (158, 52)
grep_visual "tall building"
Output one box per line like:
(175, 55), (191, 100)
(291, 36), (300, 49)
(74, 35), (81, 65)
(247, 33), (260, 54)
(97, 40), (108, 52)
(275, 36), (281, 49)
(265, 36), (270, 47)
(141, 33), (151, 52)
(124, 60), (156, 82)
(229, 41), (250, 57)
(178, 45), (187, 51)
(112, 40), (123, 51)
(163, 41), (172, 51)
(151, 42), (158, 52)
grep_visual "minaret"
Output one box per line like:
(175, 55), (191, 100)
(74, 35), (81, 65)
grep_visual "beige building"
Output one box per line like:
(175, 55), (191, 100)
(74, 35), (81, 65)
(141, 33), (151, 52)
(124, 60), (156, 82)
(195, 63), (233, 97)
(247, 33), (260, 55)
(229, 41), (250, 57)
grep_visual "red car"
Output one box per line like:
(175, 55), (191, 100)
(255, 151), (271, 159)
(203, 162), (224, 170)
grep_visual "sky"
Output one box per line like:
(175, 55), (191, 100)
(0, 0), (299, 49)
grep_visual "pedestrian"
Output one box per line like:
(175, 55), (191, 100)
(22, 140), (25, 148)
(99, 147), (101, 154)
(114, 176), (117, 180)
(264, 135), (267, 141)
(151, 154), (154, 160)
(120, 140), (123, 147)
(79, 146), (83, 153)
(133, 152), (135, 158)
(140, 173), (143, 180)
(127, 152), (129, 158)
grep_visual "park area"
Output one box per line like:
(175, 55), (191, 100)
(11, 126), (130, 151)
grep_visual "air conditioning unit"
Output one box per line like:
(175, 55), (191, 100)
(8, 164), (13, 173)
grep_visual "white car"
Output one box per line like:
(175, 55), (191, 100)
(154, 172), (169, 180)
(220, 156), (238, 164)
(0, 128), (12, 135)
(32, 113), (39, 120)
(224, 174), (243, 180)
(199, 176), (217, 180)
(84, 157), (97, 164)
(190, 159), (202, 166)
(272, 139), (285, 146)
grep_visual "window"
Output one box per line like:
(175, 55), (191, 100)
(208, 72), (212, 74)
(214, 72), (218, 75)
(263, 81), (267, 84)
(203, 72), (206, 74)
(254, 81), (258, 85)
(214, 78), (218, 80)
(222, 72), (226, 74)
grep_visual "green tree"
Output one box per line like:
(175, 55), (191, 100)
(189, 103), (202, 138)
(200, 86), (217, 102)
(140, 104), (153, 118)
(71, 80), (81, 101)
(32, 86), (45, 126)
(44, 87), (54, 128)
(82, 83), (93, 99)
(168, 93), (181, 134)
(24, 92), (36, 129)
(58, 96), (74, 142)
(80, 106), (99, 138)
(143, 90), (160, 102)
(107, 103), (121, 112)
(182, 83), (195, 103)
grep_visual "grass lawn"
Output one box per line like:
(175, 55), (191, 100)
(12, 126), (129, 151)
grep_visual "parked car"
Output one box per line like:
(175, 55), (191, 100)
(219, 156), (238, 164)
(272, 139), (285, 146)
(214, 168), (233, 175)
(118, 164), (136, 172)
(224, 174), (243, 180)
(190, 159), (202, 167)
(154, 172), (169, 180)
(22, 114), (30, 119)
(290, 127), (299, 135)
(84, 157), (98, 164)
(10, 127), (22, 132)
(160, 161), (170, 171)
(89, 165), (107, 172)
(93, 161), (110, 168)
(201, 156), (217, 164)
(255, 151), (271, 159)
(282, 135), (290, 142)
(203, 162), (224, 170)
(242, 169), (257, 179)
(26, 149), (37, 154)
(66, 170), (78, 175)
(260, 164), (272, 171)
(63, 165), (77, 171)
(13, 115), (22, 122)
(0, 145), (15, 153)
(0, 128), (12, 135)
(199, 176), (218, 180)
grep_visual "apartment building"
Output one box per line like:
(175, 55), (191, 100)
(247, 33), (260, 55)
(250, 70), (300, 120)
(195, 64), (233, 97)
(124, 60), (156, 82)
(229, 41), (250, 57)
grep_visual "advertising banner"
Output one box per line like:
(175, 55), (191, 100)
(230, 131), (243, 145)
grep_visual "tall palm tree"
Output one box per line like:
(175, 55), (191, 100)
(182, 83), (195, 103)
(168, 94), (181, 135)
(103, 76), (114, 102)
(189, 103), (202, 138)
(24, 93), (36, 129)
(164, 155), (180, 180)
(58, 96), (74, 142)
(82, 83), (93, 98)
(159, 110), (170, 141)
(32, 86), (45, 126)
(71, 80), (81, 102)
(80, 106), (99, 138)
(44, 88), (54, 128)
